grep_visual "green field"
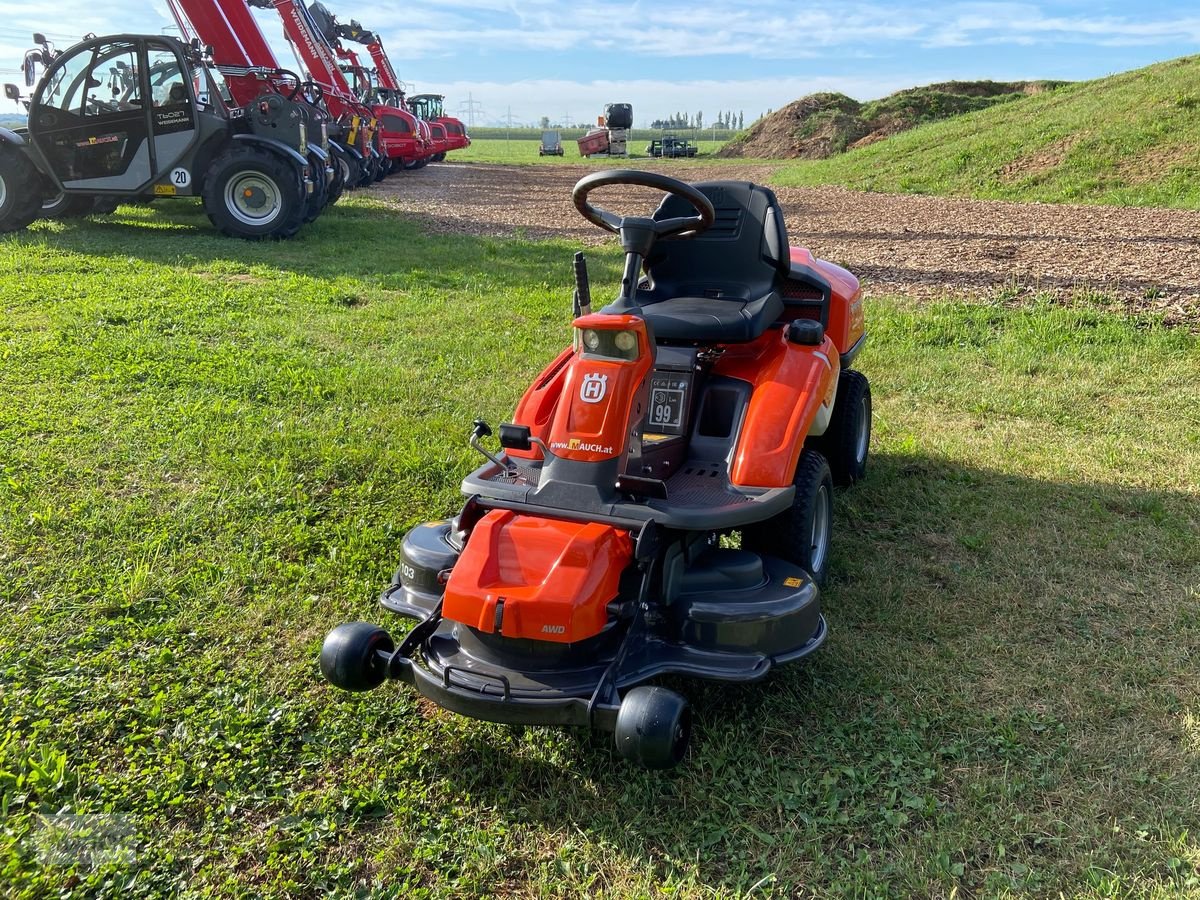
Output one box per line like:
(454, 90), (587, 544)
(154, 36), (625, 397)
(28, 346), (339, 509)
(776, 55), (1200, 207)
(1, 198), (1199, 897)
(451, 138), (732, 165)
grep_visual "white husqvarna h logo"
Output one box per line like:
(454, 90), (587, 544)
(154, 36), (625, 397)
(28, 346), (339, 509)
(580, 373), (608, 404)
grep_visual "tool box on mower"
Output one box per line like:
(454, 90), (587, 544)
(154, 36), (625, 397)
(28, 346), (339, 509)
(322, 171), (871, 769)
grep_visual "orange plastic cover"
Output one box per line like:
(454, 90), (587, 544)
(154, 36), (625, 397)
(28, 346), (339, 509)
(442, 510), (633, 643)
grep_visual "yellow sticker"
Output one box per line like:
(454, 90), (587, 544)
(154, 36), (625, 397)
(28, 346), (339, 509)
(783, 576), (803, 588)
(153, 183), (177, 196)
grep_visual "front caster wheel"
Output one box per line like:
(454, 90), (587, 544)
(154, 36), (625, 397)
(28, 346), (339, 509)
(614, 686), (691, 769)
(320, 622), (395, 692)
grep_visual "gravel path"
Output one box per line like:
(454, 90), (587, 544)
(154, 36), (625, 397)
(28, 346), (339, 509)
(372, 162), (1200, 326)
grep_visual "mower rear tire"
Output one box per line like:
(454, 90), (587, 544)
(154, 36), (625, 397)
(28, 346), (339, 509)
(818, 369), (871, 486)
(742, 449), (834, 586)
(0, 148), (43, 233)
(320, 622), (395, 692)
(614, 686), (691, 770)
(202, 147), (306, 240)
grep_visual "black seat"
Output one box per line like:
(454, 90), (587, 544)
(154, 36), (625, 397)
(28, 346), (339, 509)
(633, 181), (791, 343)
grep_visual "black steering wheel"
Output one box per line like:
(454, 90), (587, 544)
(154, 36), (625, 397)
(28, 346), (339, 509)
(572, 170), (715, 240)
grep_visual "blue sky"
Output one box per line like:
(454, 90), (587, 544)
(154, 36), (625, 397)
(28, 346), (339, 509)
(2, 1), (1199, 126)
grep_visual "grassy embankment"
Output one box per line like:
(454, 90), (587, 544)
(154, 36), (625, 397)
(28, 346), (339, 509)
(775, 55), (1200, 207)
(0, 198), (1197, 897)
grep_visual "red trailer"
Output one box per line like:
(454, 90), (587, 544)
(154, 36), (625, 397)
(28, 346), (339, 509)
(577, 129), (610, 157)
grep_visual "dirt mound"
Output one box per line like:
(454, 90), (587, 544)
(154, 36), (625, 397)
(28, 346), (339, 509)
(720, 80), (1070, 160)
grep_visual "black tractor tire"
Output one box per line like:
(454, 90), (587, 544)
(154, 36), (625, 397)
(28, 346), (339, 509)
(432, 152), (446, 163)
(320, 622), (395, 692)
(372, 156), (390, 182)
(0, 148), (44, 233)
(201, 147), (306, 240)
(90, 197), (122, 215)
(742, 449), (834, 586)
(41, 192), (95, 220)
(614, 686), (692, 769)
(302, 154), (328, 225)
(325, 151), (346, 206)
(359, 155), (378, 187)
(817, 369), (871, 486)
(333, 148), (360, 194)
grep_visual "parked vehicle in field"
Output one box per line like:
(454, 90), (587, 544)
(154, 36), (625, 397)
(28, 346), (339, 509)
(539, 130), (563, 156)
(2, 32), (321, 239)
(646, 135), (697, 158)
(321, 170), (872, 769)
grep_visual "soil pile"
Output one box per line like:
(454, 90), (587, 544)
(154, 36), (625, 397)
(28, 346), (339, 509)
(719, 80), (1068, 160)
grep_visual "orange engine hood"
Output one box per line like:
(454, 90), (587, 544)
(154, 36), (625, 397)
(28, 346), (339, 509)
(442, 510), (633, 643)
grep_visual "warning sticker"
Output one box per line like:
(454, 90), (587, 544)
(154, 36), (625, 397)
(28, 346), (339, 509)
(153, 183), (177, 196)
(783, 576), (804, 588)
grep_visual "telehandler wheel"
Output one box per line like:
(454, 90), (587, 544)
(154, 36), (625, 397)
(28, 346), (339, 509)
(0, 148), (44, 233)
(358, 156), (378, 188)
(202, 147), (306, 240)
(90, 197), (121, 215)
(818, 370), (871, 486)
(325, 153), (346, 206)
(614, 686), (692, 770)
(301, 154), (328, 225)
(40, 192), (95, 220)
(372, 157), (390, 182)
(332, 147), (359, 195)
(320, 622), (395, 692)
(742, 449), (834, 586)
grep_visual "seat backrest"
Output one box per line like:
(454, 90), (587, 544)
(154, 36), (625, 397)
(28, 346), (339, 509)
(639, 181), (790, 303)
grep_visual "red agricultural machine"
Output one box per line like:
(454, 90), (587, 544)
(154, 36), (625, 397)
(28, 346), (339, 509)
(1, 29), (329, 238)
(245, 0), (431, 171)
(168, 0), (380, 192)
(333, 14), (470, 161)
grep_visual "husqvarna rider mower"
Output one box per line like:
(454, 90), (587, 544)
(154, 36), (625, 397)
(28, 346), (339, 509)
(321, 171), (870, 768)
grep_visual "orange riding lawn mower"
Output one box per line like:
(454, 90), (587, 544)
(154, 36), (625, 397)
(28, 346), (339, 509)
(322, 171), (871, 769)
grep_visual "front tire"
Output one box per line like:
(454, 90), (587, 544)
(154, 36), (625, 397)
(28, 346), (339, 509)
(742, 449), (834, 586)
(320, 622), (395, 692)
(614, 686), (691, 770)
(201, 147), (306, 240)
(0, 148), (43, 233)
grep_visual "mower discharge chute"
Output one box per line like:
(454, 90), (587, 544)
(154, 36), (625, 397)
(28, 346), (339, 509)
(322, 171), (871, 769)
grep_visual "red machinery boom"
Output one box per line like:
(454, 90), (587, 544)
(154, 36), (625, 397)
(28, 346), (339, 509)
(249, 0), (429, 166)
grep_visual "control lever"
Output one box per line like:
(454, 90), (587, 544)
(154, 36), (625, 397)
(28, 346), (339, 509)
(469, 419), (511, 473)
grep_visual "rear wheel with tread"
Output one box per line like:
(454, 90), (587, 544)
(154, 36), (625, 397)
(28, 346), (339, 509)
(818, 369), (871, 486)
(0, 148), (43, 233)
(201, 147), (306, 240)
(41, 192), (95, 220)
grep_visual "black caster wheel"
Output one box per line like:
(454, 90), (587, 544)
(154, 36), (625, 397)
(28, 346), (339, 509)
(320, 622), (394, 692)
(614, 686), (691, 769)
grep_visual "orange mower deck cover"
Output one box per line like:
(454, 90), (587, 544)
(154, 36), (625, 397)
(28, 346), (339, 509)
(442, 510), (633, 643)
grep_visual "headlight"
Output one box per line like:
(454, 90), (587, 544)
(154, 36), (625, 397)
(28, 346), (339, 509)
(298, 121), (308, 152)
(583, 329), (601, 351)
(614, 331), (637, 353)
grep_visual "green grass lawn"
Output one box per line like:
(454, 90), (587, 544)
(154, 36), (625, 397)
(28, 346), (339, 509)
(1, 198), (1198, 898)
(774, 55), (1200, 208)
(451, 138), (731, 165)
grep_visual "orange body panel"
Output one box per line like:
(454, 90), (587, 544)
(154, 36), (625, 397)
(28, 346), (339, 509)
(543, 314), (653, 463)
(789, 248), (865, 357)
(442, 510), (633, 643)
(508, 347), (573, 461)
(716, 328), (840, 489)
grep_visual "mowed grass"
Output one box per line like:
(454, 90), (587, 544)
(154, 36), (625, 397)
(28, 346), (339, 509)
(774, 55), (1200, 208)
(452, 138), (732, 166)
(1, 197), (1199, 898)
